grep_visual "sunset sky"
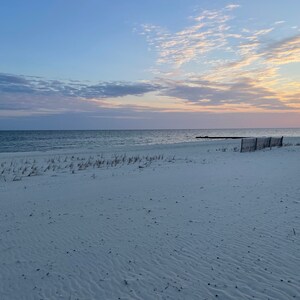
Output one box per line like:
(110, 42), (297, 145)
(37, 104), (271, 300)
(0, 0), (299, 129)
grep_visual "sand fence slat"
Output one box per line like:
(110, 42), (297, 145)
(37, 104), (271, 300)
(256, 137), (271, 150)
(270, 136), (283, 147)
(240, 138), (257, 152)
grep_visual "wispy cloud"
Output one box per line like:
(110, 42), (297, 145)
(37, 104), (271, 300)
(274, 20), (286, 25)
(159, 77), (292, 111)
(1, 4), (300, 119)
(140, 5), (239, 68)
(1, 71), (298, 117)
(0, 73), (162, 99)
(263, 34), (300, 65)
(0, 73), (165, 116)
(225, 4), (240, 11)
(138, 6), (300, 112)
(138, 3), (297, 94)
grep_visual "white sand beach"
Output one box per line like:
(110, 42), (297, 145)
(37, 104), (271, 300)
(0, 140), (299, 299)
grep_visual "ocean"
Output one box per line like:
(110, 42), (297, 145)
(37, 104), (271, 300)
(1, 128), (300, 153)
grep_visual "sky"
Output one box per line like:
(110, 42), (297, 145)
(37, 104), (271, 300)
(0, 0), (300, 129)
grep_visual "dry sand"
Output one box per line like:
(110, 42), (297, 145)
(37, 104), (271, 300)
(0, 140), (299, 299)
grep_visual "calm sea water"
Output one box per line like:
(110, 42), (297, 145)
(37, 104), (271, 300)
(0, 129), (300, 153)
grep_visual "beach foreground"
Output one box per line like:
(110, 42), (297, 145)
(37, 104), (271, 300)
(0, 141), (299, 299)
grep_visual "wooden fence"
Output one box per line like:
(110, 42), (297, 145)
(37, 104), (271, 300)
(241, 136), (283, 153)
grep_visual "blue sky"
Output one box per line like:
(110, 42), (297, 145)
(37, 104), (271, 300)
(0, 0), (300, 129)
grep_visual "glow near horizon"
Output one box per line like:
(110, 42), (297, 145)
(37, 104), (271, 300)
(0, 0), (299, 129)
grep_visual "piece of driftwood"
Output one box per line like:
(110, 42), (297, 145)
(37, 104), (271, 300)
(196, 136), (246, 139)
